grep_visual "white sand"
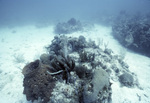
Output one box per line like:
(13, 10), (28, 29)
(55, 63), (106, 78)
(0, 24), (150, 103)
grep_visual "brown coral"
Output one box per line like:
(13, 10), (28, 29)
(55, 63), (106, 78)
(22, 60), (56, 103)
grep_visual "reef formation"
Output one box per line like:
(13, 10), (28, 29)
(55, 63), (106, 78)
(54, 18), (83, 34)
(22, 35), (139, 103)
(112, 12), (150, 57)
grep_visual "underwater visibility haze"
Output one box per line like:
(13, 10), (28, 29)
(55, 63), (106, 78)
(0, 0), (150, 103)
(0, 0), (150, 27)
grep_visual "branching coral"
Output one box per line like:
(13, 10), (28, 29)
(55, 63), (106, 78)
(49, 54), (75, 83)
(79, 50), (95, 62)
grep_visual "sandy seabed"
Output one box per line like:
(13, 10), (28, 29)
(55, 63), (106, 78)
(0, 24), (150, 103)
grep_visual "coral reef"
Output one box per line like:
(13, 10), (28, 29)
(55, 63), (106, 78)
(47, 35), (98, 56)
(112, 12), (150, 57)
(22, 35), (139, 103)
(54, 18), (83, 34)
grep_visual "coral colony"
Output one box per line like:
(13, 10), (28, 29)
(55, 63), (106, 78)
(112, 12), (150, 57)
(22, 34), (139, 103)
(54, 18), (83, 34)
